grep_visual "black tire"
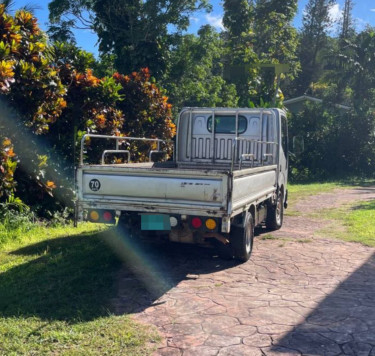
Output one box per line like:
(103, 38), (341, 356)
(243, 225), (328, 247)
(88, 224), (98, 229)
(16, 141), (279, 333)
(230, 213), (254, 262)
(266, 190), (284, 230)
(212, 239), (233, 260)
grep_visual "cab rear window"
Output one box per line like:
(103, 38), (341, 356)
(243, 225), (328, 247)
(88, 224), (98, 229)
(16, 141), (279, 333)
(207, 115), (247, 134)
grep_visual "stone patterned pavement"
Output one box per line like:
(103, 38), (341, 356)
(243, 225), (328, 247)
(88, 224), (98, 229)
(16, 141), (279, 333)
(112, 187), (375, 355)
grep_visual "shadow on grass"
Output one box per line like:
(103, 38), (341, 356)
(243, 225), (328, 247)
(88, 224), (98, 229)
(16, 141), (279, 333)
(0, 230), (122, 322)
(350, 200), (375, 211)
(289, 178), (375, 188)
(0, 227), (235, 323)
(341, 179), (375, 188)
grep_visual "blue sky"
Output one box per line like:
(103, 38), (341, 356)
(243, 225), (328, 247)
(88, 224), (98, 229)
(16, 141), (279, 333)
(11, 0), (375, 56)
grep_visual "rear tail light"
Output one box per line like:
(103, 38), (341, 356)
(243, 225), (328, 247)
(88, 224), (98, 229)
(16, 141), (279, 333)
(87, 209), (115, 224)
(103, 211), (113, 222)
(191, 217), (202, 229)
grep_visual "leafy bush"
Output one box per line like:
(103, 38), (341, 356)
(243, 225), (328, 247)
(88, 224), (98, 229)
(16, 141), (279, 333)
(0, 7), (175, 221)
(0, 138), (17, 198)
(0, 195), (36, 244)
(0, 5), (66, 203)
(113, 68), (175, 161)
(289, 98), (375, 181)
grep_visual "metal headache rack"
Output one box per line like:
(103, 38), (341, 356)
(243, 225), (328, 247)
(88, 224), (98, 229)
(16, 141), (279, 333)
(180, 107), (279, 172)
(79, 108), (278, 173)
(79, 134), (174, 166)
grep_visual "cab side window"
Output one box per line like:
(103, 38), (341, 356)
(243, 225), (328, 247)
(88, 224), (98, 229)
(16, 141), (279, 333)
(281, 115), (288, 157)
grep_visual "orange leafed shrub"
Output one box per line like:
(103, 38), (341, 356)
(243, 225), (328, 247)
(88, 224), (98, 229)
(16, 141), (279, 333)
(0, 5), (66, 200)
(0, 137), (17, 198)
(112, 68), (176, 161)
(0, 7), (176, 206)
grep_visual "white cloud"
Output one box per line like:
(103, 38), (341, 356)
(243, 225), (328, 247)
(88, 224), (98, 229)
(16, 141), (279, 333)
(205, 14), (224, 31)
(355, 17), (369, 31)
(329, 3), (342, 23)
(371, 9), (375, 12)
(189, 16), (199, 24)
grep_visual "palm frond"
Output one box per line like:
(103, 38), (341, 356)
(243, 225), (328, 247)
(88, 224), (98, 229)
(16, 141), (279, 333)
(20, 2), (42, 14)
(0, 0), (15, 11)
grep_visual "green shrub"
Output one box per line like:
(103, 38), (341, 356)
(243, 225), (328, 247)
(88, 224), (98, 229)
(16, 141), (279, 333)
(0, 195), (37, 244)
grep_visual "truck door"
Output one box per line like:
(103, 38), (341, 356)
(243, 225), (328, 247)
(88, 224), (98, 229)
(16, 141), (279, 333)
(279, 113), (288, 190)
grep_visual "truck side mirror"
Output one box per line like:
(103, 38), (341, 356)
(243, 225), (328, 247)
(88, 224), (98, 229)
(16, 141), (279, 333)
(292, 136), (304, 155)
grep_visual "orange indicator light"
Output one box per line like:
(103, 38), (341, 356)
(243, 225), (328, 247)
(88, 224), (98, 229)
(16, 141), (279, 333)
(205, 219), (217, 230)
(89, 210), (100, 221)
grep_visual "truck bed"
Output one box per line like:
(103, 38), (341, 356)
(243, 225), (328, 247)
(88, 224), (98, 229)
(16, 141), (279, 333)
(76, 162), (277, 218)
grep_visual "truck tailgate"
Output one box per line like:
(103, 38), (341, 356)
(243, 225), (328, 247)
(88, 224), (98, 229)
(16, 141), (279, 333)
(77, 165), (229, 215)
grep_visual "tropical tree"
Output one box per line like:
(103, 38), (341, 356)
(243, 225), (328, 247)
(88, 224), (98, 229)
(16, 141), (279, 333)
(253, 0), (299, 103)
(291, 26), (375, 179)
(340, 0), (355, 41)
(294, 0), (335, 94)
(48, 0), (211, 78)
(0, 5), (67, 201)
(163, 25), (238, 110)
(223, 0), (253, 38)
(222, 0), (299, 106)
(222, 0), (258, 106)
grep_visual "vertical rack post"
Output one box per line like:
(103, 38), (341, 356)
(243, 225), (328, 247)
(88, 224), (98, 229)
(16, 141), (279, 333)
(260, 109), (264, 166)
(235, 110), (239, 165)
(189, 108), (193, 161)
(211, 109), (215, 163)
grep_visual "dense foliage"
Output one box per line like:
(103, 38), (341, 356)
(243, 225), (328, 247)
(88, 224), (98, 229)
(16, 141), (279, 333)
(0, 6), (175, 215)
(294, 0), (335, 95)
(113, 68), (175, 161)
(1, 0), (375, 218)
(0, 5), (67, 205)
(49, 0), (298, 107)
(163, 25), (238, 111)
(48, 0), (211, 78)
(289, 0), (375, 180)
(0, 138), (16, 198)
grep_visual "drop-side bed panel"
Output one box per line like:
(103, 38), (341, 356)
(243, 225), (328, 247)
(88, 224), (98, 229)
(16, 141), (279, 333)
(82, 173), (223, 202)
(77, 166), (229, 214)
(231, 165), (277, 211)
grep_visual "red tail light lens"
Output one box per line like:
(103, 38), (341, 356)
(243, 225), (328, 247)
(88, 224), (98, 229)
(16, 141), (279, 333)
(103, 211), (113, 222)
(191, 217), (202, 229)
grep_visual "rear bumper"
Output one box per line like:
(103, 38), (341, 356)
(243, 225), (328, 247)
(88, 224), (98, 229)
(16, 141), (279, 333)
(76, 199), (227, 220)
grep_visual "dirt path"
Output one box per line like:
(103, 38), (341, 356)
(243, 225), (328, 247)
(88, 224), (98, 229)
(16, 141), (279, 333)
(113, 187), (375, 356)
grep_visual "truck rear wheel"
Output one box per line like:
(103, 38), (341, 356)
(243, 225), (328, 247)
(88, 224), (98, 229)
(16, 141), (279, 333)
(230, 213), (254, 262)
(266, 190), (284, 230)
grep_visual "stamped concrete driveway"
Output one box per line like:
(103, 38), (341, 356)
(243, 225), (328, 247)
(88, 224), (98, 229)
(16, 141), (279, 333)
(112, 187), (375, 356)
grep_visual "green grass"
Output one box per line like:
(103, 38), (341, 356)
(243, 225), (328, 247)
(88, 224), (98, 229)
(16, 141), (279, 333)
(0, 223), (160, 355)
(259, 234), (279, 240)
(287, 178), (375, 205)
(286, 182), (349, 216)
(287, 181), (375, 247)
(316, 200), (375, 247)
(288, 182), (347, 203)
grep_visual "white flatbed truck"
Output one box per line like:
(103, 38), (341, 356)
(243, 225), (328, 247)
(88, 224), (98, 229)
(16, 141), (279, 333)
(76, 107), (289, 262)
